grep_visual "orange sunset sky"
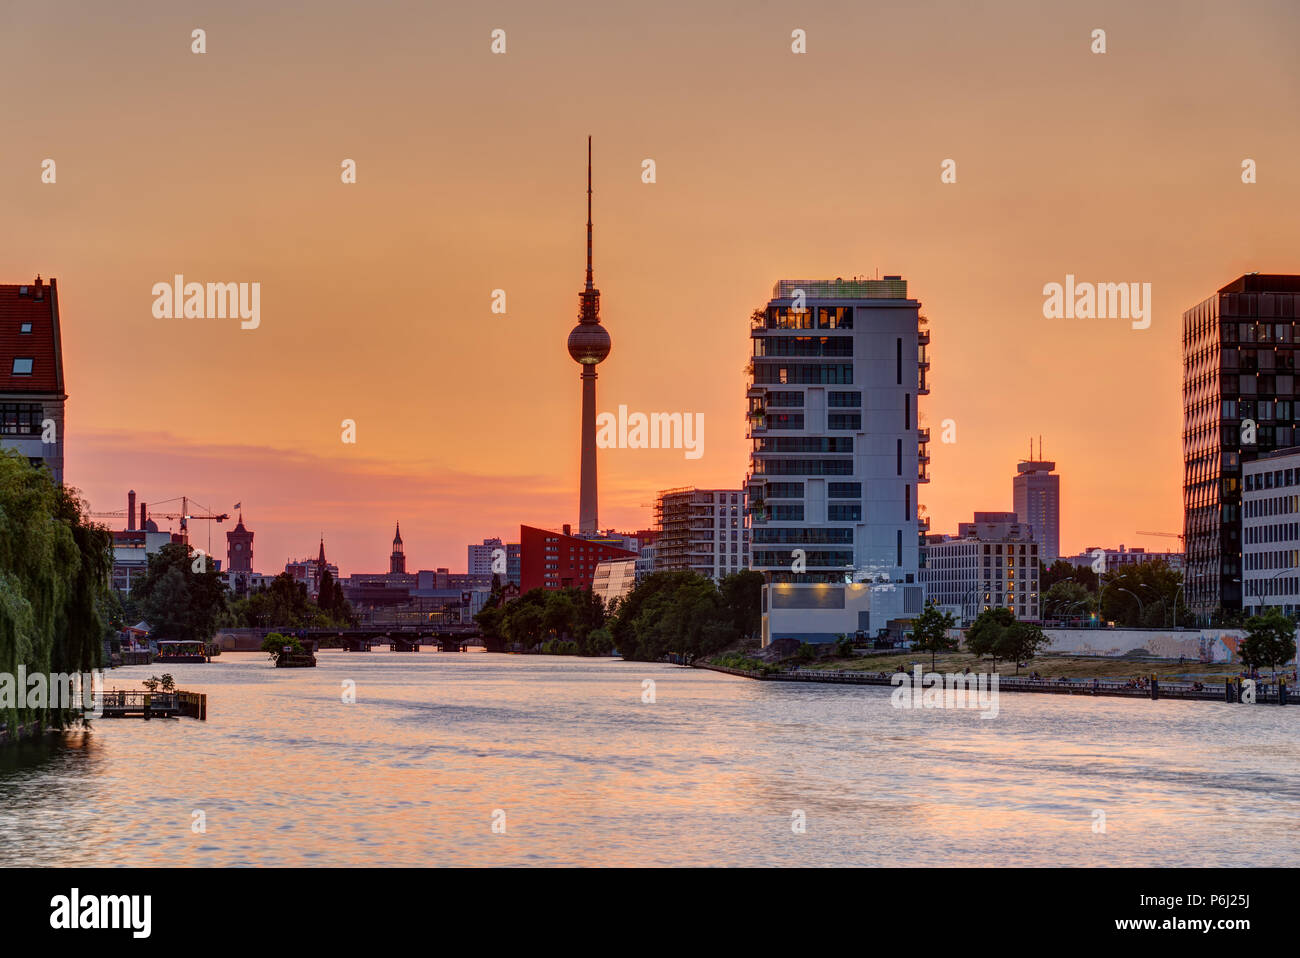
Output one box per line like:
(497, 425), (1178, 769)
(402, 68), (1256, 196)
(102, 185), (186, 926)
(3, 0), (1299, 573)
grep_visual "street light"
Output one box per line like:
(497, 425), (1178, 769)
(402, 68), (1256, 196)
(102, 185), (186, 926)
(1116, 587), (1144, 626)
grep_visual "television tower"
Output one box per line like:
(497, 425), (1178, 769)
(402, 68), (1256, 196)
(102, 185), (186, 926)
(566, 136), (611, 533)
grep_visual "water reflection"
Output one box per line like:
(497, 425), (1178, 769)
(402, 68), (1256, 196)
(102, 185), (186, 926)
(1, 651), (1296, 866)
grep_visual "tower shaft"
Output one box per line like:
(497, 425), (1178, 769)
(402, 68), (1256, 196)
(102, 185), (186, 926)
(579, 368), (598, 533)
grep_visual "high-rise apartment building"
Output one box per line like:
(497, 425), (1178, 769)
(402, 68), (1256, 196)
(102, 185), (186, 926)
(1183, 273), (1300, 615)
(468, 537), (522, 584)
(1013, 454), (1060, 562)
(746, 277), (928, 643)
(653, 487), (749, 581)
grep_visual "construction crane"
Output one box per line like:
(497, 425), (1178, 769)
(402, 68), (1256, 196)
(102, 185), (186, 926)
(1137, 531), (1185, 543)
(89, 495), (231, 555)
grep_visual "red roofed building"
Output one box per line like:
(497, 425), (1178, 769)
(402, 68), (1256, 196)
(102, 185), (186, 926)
(0, 276), (66, 482)
(519, 523), (637, 592)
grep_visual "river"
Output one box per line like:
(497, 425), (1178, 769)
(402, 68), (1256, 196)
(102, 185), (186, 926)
(1, 651), (1296, 866)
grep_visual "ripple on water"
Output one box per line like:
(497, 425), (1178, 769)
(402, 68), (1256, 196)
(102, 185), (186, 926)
(1, 652), (1296, 866)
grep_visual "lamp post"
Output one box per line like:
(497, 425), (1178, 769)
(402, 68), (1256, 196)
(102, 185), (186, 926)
(960, 582), (985, 626)
(1117, 587), (1144, 627)
(1254, 567), (1291, 613)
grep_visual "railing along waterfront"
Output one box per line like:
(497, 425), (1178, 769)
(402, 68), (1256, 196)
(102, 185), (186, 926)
(699, 665), (1292, 704)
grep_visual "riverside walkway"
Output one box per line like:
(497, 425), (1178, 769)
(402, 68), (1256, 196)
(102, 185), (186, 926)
(699, 664), (1292, 704)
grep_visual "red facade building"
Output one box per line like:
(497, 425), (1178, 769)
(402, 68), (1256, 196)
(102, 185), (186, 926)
(519, 524), (636, 592)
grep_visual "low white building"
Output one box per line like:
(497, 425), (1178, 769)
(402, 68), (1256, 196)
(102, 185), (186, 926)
(761, 580), (922, 645)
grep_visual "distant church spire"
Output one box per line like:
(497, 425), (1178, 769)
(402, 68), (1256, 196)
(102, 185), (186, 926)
(390, 522), (406, 575)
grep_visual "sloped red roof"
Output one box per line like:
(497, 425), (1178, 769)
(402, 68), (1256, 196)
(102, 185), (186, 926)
(0, 278), (65, 395)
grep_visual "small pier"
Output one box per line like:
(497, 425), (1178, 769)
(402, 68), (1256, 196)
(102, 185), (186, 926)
(99, 690), (207, 721)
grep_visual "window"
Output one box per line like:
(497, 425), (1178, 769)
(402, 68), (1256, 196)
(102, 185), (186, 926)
(11, 358), (33, 375)
(19, 323), (32, 334)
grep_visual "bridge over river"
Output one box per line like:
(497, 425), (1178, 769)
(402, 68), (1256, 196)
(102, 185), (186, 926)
(215, 625), (502, 654)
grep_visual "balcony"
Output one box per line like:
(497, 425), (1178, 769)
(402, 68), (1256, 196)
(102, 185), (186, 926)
(917, 427), (930, 443)
(918, 464), (930, 483)
(918, 368), (930, 395)
(918, 328), (930, 346)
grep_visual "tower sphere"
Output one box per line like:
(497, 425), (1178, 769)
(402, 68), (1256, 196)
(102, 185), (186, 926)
(568, 322), (611, 365)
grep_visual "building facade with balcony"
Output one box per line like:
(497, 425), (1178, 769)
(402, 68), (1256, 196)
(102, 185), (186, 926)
(746, 277), (928, 643)
(653, 487), (749, 581)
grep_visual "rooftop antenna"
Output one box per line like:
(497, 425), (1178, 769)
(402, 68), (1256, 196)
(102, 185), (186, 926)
(585, 135), (593, 292)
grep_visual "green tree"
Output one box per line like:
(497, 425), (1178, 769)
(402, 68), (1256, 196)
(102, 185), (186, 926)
(261, 631), (303, 663)
(0, 451), (112, 736)
(621, 573), (735, 664)
(1040, 559), (1080, 591)
(318, 568), (335, 616)
(911, 602), (958, 672)
(502, 593), (548, 649)
(1042, 580), (1093, 621)
(997, 621), (1050, 674)
(965, 607), (1015, 671)
(582, 626), (615, 656)
(230, 572), (335, 629)
(718, 570), (764, 642)
(133, 542), (228, 641)
(1240, 608), (1297, 673)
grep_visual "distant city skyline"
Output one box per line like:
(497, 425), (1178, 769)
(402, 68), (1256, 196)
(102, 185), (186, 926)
(6, 0), (1300, 571)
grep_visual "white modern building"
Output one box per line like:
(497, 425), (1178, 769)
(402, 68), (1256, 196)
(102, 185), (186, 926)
(654, 487), (749, 581)
(1242, 447), (1300, 616)
(467, 537), (521, 584)
(920, 512), (1040, 623)
(746, 277), (928, 643)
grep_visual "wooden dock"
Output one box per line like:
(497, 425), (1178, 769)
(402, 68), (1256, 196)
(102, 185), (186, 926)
(99, 690), (207, 720)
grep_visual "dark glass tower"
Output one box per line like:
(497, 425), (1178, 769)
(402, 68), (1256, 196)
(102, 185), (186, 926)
(1183, 273), (1300, 617)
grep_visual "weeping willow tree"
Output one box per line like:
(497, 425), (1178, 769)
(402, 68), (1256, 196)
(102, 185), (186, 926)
(0, 449), (112, 738)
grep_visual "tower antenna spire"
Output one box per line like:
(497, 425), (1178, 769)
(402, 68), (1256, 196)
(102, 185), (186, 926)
(585, 135), (593, 291)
